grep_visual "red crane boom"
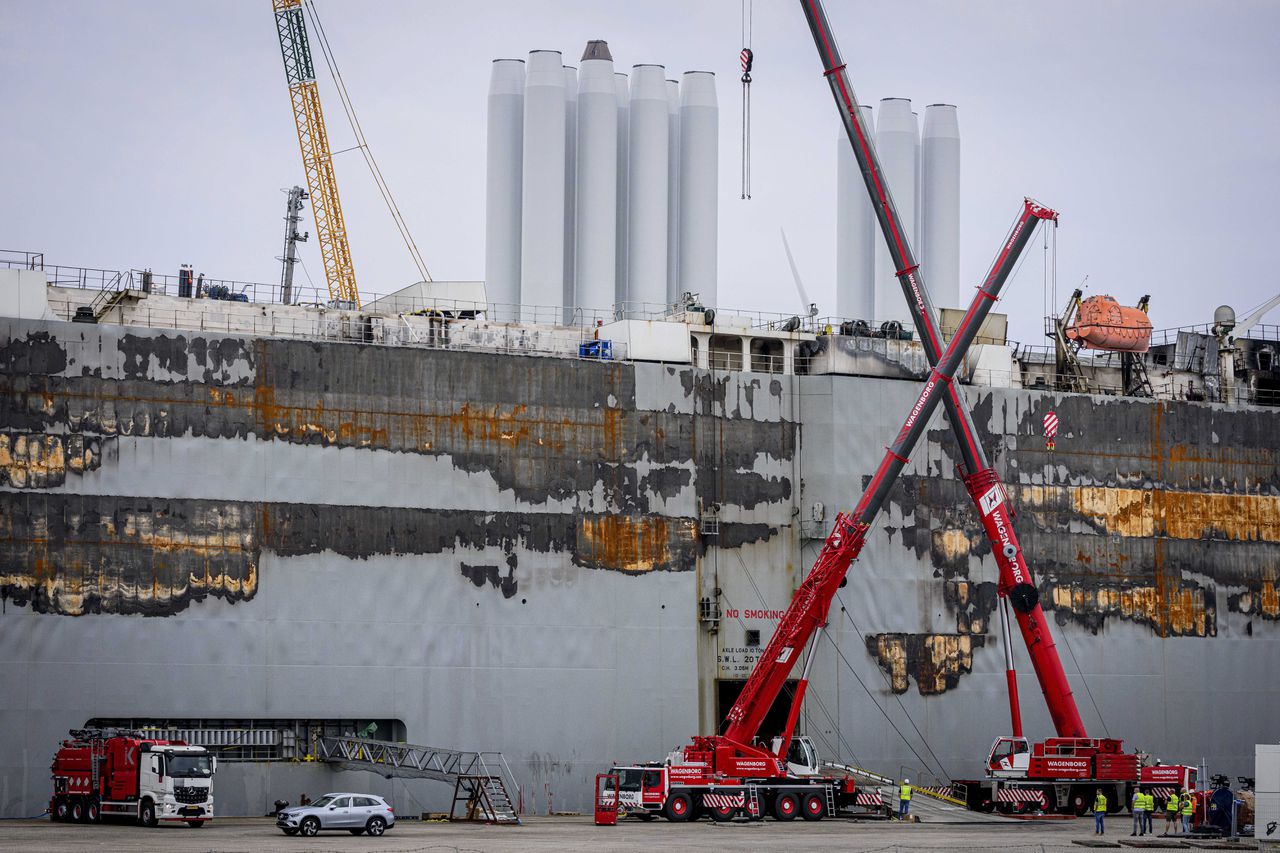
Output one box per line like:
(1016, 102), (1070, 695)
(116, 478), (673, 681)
(800, 0), (1086, 740)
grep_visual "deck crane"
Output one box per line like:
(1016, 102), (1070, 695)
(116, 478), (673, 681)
(803, 0), (1194, 815)
(272, 0), (360, 307)
(605, 198), (1056, 823)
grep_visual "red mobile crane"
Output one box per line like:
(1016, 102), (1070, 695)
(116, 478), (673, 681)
(605, 0), (1191, 825)
(607, 197), (1056, 822)
(800, 0), (1195, 816)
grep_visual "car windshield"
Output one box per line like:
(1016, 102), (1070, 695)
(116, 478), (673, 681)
(167, 755), (213, 778)
(309, 796), (337, 808)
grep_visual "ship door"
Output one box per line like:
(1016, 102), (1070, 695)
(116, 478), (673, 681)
(716, 679), (800, 744)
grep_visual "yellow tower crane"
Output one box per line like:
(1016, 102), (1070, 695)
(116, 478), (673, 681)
(272, 0), (359, 307)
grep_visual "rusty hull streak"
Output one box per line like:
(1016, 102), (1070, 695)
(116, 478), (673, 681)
(864, 633), (987, 695)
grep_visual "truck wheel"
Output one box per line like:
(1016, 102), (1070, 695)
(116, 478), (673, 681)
(53, 798), (70, 822)
(140, 800), (158, 827)
(71, 800), (85, 822)
(366, 816), (387, 836)
(772, 792), (800, 821)
(87, 800), (101, 823)
(1070, 791), (1088, 817)
(800, 792), (826, 821)
(299, 816), (320, 837)
(663, 792), (694, 822)
(709, 803), (737, 822)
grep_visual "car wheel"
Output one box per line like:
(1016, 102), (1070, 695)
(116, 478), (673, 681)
(772, 792), (800, 821)
(280, 828), (299, 836)
(366, 816), (387, 836)
(53, 798), (70, 822)
(299, 816), (320, 837)
(663, 792), (694, 822)
(800, 792), (826, 821)
(140, 800), (158, 828)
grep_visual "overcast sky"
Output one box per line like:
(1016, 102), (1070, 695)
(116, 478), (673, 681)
(2, 0), (1278, 344)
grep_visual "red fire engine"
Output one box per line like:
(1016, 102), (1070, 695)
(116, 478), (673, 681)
(49, 729), (216, 827)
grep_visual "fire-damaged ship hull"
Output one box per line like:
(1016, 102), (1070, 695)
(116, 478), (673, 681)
(1, 311), (1277, 817)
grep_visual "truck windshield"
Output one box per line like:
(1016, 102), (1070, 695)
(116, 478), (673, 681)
(617, 769), (644, 792)
(167, 755), (213, 778)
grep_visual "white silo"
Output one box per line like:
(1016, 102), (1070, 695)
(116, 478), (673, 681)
(678, 71), (718, 309)
(484, 59), (524, 322)
(562, 65), (578, 323)
(519, 50), (566, 322)
(874, 97), (917, 323)
(573, 41), (617, 317)
(614, 71), (630, 313)
(836, 104), (876, 323)
(913, 110), (921, 254)
(922, 104), (961, 310)
(626, 65), (669, 316)
(665, 78), (681, 306)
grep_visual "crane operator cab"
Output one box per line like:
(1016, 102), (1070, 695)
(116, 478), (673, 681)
(987, 736), (1031, 777)
(770, 735), (820, 777)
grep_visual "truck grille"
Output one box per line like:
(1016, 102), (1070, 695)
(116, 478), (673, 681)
(174, 786), (209, 804)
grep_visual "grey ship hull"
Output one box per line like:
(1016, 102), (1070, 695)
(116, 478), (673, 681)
(1, 317), (1276, 816)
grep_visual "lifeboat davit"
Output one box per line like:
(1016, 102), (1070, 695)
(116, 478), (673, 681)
(1065, 295), (1152, 352)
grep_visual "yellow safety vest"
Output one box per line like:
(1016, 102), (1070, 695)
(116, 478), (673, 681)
(1181, 795), (1195, 816)
(1145, 793), (1156, 811)
(1094, 792), (1107, 813)
(1167, 795), (1179, 813)
(900, 784), (912, 801)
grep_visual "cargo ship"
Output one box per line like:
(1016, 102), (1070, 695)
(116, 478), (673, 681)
(1, 262), (1276, 817)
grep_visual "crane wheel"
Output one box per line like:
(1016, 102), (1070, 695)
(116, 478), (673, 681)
(772, 793), (800, 821)
(71, 800), (85, 822)
(800, 792), (826, 821)
(709, 803), (737, 822)
(663, 792), (694, 822)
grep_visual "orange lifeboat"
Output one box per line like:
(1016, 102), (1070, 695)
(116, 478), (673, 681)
(1065, 295), (1152, 352)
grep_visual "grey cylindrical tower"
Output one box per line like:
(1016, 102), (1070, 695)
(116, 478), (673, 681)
(574, 43), (618, 317)
(519, 50), (566, 322)
(562, 65), (578, 323)
(665, 78), (681, 306)
(678, 71), (717, 309)
(874, 97), (917, 322)
(626, 65), (669, 316)
(614, 71), (630, 313)
(836, 104), (875, 323)
(922, 104), (961, 310)
(484, 59), (524, 322)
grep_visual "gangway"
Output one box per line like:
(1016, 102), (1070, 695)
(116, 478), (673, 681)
(316, 736), (520, 824)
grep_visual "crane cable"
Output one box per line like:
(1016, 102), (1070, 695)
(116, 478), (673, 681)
(740, 0), (753, 199)
(302, 0), (432, 283)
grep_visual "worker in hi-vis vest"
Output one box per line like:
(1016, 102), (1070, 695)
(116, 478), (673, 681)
(1180, 789), (1195, 834)
(1131, 788), (1146, 836)
(1143, 790), (1156, 834)
(898, 779), (912, 819)
(1164, 792), (1179, 834)
(1093, 789), (1108, 835)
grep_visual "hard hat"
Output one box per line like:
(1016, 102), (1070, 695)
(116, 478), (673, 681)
(904, 779), (909, 784)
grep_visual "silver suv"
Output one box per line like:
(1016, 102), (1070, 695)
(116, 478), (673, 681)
(276, 792), (395, 836)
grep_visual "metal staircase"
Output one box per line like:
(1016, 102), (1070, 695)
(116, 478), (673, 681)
(450, 775), (520, 825)
(315, 736), (520, 822)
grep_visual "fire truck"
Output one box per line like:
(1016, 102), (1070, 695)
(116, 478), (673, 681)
(49, 729), (216, 827)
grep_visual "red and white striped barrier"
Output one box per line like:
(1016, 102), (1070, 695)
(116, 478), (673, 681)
(854, 790), (883, 806)
(996, 788), (1046, 808)
(701, 792), (745, 810)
